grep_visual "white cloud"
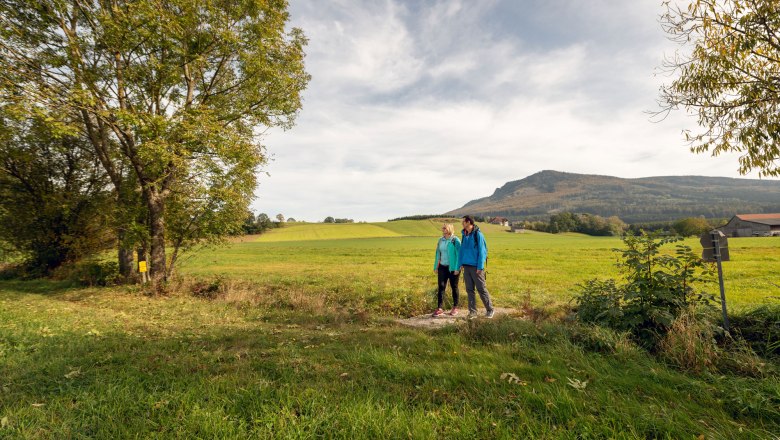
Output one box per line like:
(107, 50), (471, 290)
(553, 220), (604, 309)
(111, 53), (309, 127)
(253, 0), (777, 222)
(293, 0), (424, 98)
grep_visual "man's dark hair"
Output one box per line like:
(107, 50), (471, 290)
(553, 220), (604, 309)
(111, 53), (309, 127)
(462, 215), (475, 225)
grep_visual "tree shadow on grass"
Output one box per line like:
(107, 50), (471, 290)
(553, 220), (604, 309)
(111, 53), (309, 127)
(0, 279), (79, 295)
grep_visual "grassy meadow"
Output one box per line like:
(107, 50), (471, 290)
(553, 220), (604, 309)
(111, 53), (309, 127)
(180, 220), (780, 315)
(1, 220), (779, 438)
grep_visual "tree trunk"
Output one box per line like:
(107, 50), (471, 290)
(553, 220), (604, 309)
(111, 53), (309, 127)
(118, 245), (134, 281)
(146, 189), (167, 284)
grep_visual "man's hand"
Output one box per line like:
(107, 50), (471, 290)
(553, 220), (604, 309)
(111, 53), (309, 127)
(453, 270), (459, 275)
(476, 269), (483, 275)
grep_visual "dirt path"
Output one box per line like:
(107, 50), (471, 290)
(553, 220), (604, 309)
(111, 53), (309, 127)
(396, 307), (520, 329)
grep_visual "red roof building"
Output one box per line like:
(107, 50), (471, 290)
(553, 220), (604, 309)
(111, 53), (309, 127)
(719, 214), (780, 237)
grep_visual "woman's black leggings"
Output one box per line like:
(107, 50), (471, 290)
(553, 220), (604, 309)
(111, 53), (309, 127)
(437, 264), (460, 308)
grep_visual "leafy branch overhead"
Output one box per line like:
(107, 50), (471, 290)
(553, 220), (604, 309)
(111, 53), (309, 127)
(659, 0), (780, 177)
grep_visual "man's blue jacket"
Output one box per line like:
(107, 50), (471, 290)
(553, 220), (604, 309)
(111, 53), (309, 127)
(458, 225), (488, 270)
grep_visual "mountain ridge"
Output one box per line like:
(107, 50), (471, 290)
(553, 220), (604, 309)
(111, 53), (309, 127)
(447, 170), (780, 223)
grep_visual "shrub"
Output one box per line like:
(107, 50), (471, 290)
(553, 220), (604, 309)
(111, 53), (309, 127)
(672, 217), (712, 237)
(62, 261), (120, 287)
(572, 279), (623, 328)
(573, 232), (716, 349)
(190, 276), (224, 299)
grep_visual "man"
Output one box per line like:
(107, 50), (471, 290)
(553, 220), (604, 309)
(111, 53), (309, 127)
(458, 215), (494, 319)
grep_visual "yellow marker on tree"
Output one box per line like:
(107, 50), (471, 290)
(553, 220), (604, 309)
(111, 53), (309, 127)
(138, 261), (148, 273)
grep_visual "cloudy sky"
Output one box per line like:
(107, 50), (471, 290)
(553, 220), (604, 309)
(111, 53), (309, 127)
(252, 0), (772, 222)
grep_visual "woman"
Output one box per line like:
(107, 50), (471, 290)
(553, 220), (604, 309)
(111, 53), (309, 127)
(432, 223), (461, 316)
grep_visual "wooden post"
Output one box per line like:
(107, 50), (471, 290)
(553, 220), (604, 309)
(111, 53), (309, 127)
(711, 231), (729, 332)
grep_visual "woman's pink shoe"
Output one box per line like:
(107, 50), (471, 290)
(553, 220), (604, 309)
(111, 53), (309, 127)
(448, 307), (458, 316)
(431, 308), (444, 317)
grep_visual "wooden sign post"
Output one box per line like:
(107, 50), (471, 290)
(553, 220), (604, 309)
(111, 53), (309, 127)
(700, 230), (730, 331)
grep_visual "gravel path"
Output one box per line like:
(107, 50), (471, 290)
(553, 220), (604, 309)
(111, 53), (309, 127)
(396, 307), (520, 329)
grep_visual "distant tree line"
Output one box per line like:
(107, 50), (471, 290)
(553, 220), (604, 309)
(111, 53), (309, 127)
(241, 213), (278, 235)
(240, 212), (299, 235)
(518, 213), (721, 238)
(324, 217), (354, 223)
(627, 217), (722, 237)
(388, 214), (497, 222)
(388, 215), (445, 221)
(518, 213), (628, 236)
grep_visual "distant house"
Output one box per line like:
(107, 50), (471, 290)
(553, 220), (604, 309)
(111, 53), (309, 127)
(489, 217), (510, 227)
(719, 214), (780, 237)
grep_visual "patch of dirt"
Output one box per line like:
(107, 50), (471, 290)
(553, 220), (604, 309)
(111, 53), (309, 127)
(396, 307), (520, 329)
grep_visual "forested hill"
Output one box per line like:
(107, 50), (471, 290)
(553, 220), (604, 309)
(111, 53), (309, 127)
(446, 170), (780, 223)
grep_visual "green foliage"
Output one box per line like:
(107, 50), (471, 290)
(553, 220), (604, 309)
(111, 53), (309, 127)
(0, 0), (310, 282)
(573, 279), (624, 327)
(627, 221), (675, 235)
(574, 232), (716, 348)
(0, 113), (112, 274)
(672, 217), (713, 237)
(322, 216), (354, 223)
(240, 211), (276, 235)
(388, 214), (446, 221)
(63, 261), (120, 287)
(522, 212), (627, 236)
(660, 1), (780, 177)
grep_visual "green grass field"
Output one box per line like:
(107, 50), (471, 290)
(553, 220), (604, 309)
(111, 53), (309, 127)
(1, 221), (779, 438)
(183, 222), (780, 315)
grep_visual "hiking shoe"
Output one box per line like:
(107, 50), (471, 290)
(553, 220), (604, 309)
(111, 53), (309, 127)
(467, 312), (478, 320)
(448, 307), (458, 316)
(431, 308), (444, 317)
(485, 309), (495, 319)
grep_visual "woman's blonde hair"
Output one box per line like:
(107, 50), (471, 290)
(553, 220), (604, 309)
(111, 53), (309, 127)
(443, 223), (455, 235)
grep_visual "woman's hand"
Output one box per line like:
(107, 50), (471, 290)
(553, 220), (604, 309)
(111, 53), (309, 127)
(453, 270), (459, 275)
(433, 270), (438, 275)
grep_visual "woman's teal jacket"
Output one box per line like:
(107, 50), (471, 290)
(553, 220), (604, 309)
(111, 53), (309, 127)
(433, 236), (462, 271)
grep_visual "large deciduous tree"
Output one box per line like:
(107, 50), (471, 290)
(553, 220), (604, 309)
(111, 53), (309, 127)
(0, 0), (309, 284)
(659, 0), (780, 177)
